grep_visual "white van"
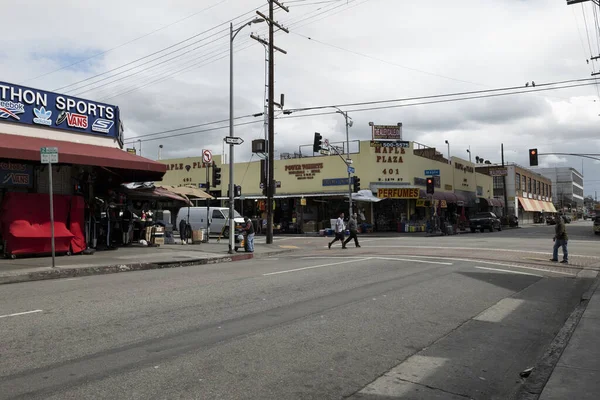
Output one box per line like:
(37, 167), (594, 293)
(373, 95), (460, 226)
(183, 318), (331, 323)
(176, 207), (245, 237)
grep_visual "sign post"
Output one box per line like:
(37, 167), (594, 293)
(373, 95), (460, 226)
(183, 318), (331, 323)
(40, 147), (58, 268)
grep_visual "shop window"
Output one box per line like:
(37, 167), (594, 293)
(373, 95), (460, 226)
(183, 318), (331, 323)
(533, 179), (537, 194)
(515, 173), (521, 193)
(528, 177), (531, 193)
(522, 177), (526, 192)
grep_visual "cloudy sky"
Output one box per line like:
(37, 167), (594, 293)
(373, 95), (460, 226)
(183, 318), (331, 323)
(3, 0), (600, 197)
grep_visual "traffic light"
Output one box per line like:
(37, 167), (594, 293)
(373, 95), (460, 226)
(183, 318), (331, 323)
(353, 176), (361, 192)
(529, 148), (538, 166)
(228, 185), (242, 198)
(426, 177), (435, 194)
(313, 132), (323, 152)
(212, 163), (221, 187)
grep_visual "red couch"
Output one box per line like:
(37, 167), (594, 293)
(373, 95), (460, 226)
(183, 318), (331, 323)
(1, 192), (86, 257)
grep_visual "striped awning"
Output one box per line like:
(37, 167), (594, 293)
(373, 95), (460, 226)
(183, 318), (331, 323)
(518, 197), (538, 212)
(519, 197), (558, 213)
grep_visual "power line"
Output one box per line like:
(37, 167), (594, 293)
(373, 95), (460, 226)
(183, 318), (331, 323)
(284, 78), (599, 114)
(52, 5), (263, 92)
(277, 82), (600, 120)
(91, 1), (355, 101)
(20, 0), (230, 84)
(123, 114), (256, 144)
(292, 32), (487, 88)
(128, 78), (599, 145)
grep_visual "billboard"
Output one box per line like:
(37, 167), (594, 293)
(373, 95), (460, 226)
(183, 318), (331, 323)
(0, 81), (120, 140)
(372, 123), (402, 140)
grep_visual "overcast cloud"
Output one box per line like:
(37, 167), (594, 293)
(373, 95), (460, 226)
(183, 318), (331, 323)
(2, 0), (600, 196)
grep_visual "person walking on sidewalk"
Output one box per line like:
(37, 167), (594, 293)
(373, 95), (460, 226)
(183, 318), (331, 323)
(551, 215), (568, 264)
(328, 212), (346, 249)
(343, 213), (361, 248)
(243, 217), (255, 253)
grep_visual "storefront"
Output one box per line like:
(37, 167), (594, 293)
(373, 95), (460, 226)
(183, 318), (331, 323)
(0, 81), (168, 257)
(159, 139), (493, 234)
(517, 196), (557, 224)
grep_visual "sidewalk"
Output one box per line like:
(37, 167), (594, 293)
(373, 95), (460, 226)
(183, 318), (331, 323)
(0, 241), (290, 285)
(538, 278), (600, 400)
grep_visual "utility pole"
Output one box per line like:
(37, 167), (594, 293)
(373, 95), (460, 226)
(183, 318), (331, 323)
(501, 143), (508, 217)
(252, 0), (289, 245)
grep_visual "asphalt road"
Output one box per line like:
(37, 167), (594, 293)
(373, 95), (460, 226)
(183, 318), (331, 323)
(0, 238), (597, 399)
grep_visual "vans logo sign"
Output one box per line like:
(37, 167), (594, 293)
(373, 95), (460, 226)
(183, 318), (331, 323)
(66, 112), (88, 129)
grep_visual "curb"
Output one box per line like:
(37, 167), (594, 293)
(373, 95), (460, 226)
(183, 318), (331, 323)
(0, 253), (255, 285)
(512, 276), (600, 400)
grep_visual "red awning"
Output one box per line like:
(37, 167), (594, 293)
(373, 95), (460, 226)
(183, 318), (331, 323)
(0, 134), (166, 182)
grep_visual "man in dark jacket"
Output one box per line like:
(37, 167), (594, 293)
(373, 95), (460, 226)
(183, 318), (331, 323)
(343, 213), (361, 248)
(551, 215), (568, 264)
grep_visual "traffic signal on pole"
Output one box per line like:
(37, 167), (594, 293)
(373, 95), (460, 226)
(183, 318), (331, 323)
(529, 148), (538, 166)
(426, 177), (435, 194)
(313, 132), (323, 152)
(212, 163), (221, 187)
(353, 176), (361, 192)
(235, 184), (242, 197)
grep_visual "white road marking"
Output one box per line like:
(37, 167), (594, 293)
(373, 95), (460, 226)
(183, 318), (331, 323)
(382, 255), (576, 276)
(0, 310), (43, 319)
(362, 244), (600, 259)
(474, 266), (542, 277)
(263, 258), (370, 276)
(373, 256), (453, 266)
(474, 298), (526, 322)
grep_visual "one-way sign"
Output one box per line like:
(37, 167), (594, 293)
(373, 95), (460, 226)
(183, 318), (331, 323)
(224, 137), (244, 145)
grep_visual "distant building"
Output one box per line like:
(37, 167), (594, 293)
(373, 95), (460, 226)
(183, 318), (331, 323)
(476, 163), (555, 224)
(535, 167), (584, 213)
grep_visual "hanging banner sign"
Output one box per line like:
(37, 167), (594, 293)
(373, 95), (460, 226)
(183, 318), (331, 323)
(0, 81), (120, 139)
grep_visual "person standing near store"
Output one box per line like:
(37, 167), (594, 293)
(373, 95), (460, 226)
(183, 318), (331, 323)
(551, 214), (568, 264)
(328, 212), (346, 249)
(343, 213), (361, 248)
(243, 217), (255, 253)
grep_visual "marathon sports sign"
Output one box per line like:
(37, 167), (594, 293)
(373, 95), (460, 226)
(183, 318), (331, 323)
(0, 81), (120, 139)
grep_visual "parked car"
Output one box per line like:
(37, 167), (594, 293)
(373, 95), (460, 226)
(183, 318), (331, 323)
(546, 215), (556, 225)
(470, 212), (502, 233)
(594, 216), (600, 235)
(176, 207), (245, 237)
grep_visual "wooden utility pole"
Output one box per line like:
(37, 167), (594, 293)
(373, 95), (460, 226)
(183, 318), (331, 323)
(252, 0), (289, 244)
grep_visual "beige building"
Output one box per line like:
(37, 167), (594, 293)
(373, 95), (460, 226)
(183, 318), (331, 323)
(159, 140), (495, 233)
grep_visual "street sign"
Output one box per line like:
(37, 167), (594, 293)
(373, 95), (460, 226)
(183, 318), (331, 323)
(424, 169), (440, 176)
(40, 147), (58, 164)
(348, 166), (355, 174)
(260, 181), (281, 189)
(224, 136), (244, 145)
(40, 147), (58, 268)
(324, 138), (330, 147)
(202, 149), (213, 164)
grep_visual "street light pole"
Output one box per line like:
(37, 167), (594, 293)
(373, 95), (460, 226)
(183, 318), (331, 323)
(334, 107), (353, 218)
(138, 139), (142, 157)
(229, 19), (264, 254)
(445, 140), (450, 164)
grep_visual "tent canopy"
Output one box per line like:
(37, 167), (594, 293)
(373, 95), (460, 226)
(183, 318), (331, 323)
(158, 185), (214, 200)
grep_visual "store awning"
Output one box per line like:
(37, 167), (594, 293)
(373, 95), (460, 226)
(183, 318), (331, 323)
(518, 197), (538, 212)
(538, 201), (557, 213)
(432, 191), (458, 203)
(482, 198), (504, 207)
(0, 133), (166, 182)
